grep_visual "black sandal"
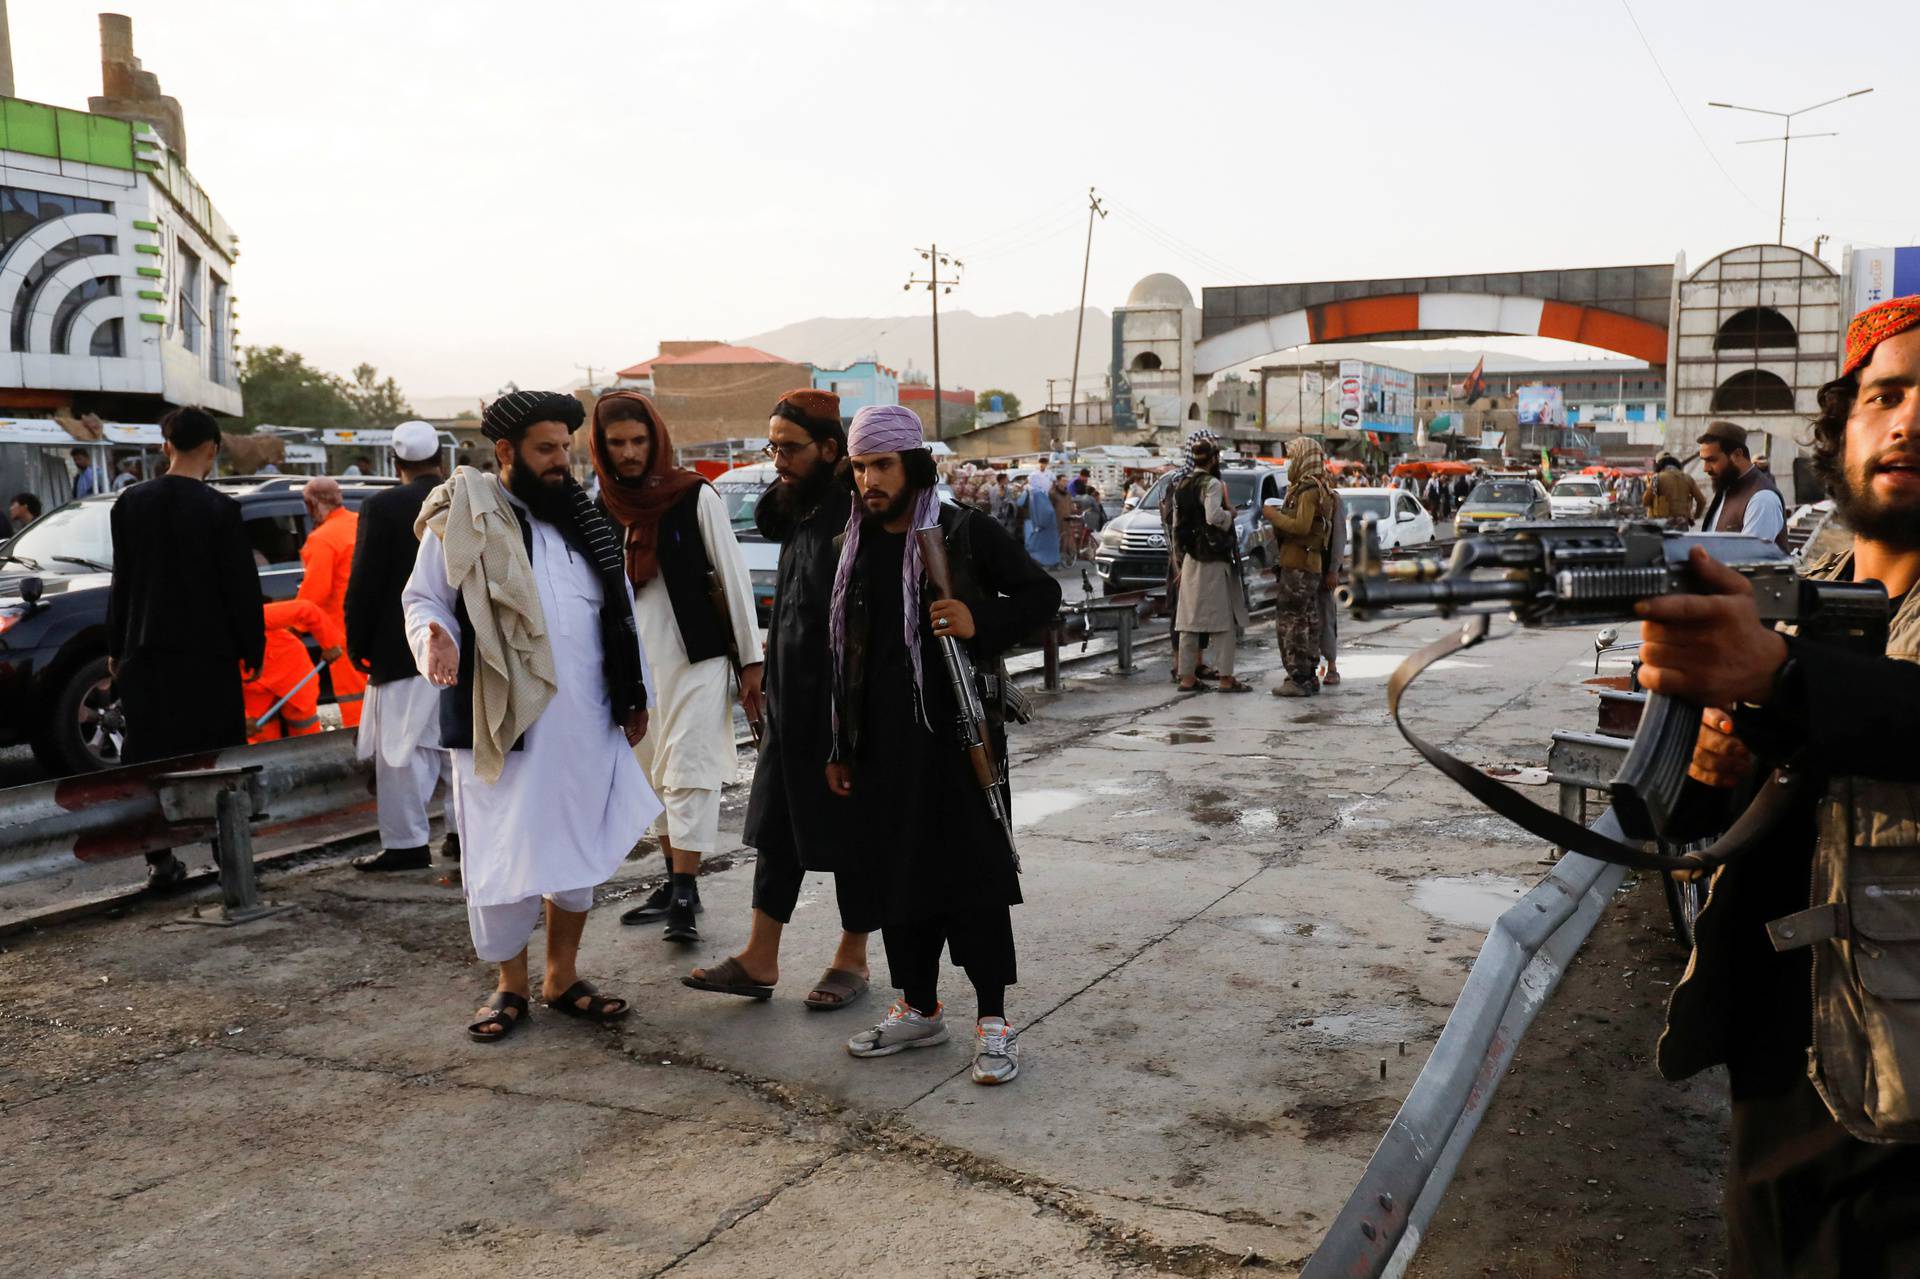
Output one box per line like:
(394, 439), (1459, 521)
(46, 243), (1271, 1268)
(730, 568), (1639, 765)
(468, 991), (530, 1043)
(545, 979), (629, 1023)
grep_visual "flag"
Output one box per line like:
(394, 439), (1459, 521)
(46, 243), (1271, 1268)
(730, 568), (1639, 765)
(1461, 356), (1487, 405)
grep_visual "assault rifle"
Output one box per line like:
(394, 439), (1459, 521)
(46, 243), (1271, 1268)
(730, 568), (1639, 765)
(916, 523), (1021, 871)
(1340, 518), (1888, 870)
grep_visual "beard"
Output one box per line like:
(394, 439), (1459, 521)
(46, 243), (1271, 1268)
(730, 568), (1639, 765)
(506, 450), (577, 524)
(755, 456), (838, 541)
(1829, 451), (1920, 550)
(860, 485), (919, 528)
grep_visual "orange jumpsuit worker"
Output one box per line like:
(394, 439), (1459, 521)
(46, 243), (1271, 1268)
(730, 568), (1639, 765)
(299, 476), (364, 727)
(244, 599), (343, 742)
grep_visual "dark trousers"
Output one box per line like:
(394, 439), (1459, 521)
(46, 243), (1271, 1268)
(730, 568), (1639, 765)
(749, 820), (883, 935)
(882, 906), (1018, 1017)
(1726, 1071), (1920, 1278)
(119, 649), (245, 868)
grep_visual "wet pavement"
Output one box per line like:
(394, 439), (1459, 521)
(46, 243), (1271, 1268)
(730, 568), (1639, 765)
(2, 605), (1644, 1276)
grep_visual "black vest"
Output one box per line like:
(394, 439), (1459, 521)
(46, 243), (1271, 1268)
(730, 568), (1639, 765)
(654, 484), (731, 665)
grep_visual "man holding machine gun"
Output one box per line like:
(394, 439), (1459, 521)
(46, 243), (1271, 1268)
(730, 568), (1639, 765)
(1641, 296), (1920, 1277)
(825, 405), (1059, 1084)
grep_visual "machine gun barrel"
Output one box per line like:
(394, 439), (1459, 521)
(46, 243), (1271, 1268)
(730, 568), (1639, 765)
(1341, 515), (1890, 848)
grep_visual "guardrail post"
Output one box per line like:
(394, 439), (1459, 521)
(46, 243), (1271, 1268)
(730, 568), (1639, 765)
(1112, 609), (1135, 674)
(159, 765), (296, 928)
(1042, 624), (1062, 691)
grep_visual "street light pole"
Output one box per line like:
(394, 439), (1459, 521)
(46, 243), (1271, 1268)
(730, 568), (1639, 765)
(1709, 88), (1872, 244)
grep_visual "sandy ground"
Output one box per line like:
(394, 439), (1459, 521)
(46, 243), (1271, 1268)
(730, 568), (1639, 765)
(0, 607), (1727, 1277)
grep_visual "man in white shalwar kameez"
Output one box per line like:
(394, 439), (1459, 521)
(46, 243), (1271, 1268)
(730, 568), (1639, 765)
(403, 390), (661, 1043)
(584, 392), (764, 945)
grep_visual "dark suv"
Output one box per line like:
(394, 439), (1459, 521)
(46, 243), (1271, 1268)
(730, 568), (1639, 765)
(0, 475), (398, 774)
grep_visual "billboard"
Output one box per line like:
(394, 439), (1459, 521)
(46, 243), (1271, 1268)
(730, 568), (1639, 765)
(1849, 246), (1920, 320)
(1516, 384), (1565, 427)
(1336, 359), (1415, 435)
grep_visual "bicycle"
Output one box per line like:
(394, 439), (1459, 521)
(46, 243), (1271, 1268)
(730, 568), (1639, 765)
(1061, 513), (1098, 564)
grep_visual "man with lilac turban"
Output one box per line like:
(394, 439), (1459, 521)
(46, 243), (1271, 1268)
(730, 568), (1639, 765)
(824, 405), (1060, 1085)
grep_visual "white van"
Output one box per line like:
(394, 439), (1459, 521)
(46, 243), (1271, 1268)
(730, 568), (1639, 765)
(711, 463), (781, 622)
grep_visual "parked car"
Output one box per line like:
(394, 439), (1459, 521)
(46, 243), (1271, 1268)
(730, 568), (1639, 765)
(1455, 477), (1553, 533)
(1337, 487), (1436, 551)
(711, 463), (781, 625)
(0, 474), (398, 775)
(1093, 461), (1286, 596)
(1549, 477), (1607, 519)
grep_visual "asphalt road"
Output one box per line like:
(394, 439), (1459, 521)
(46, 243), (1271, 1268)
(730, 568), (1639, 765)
(0, 599), (1698, 1276)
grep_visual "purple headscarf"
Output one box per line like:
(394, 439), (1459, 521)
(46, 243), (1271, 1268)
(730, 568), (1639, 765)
(829, 406), (942, 734)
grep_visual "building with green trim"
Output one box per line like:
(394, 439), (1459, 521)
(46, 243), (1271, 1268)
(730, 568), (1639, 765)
(0, 14), (239, 418)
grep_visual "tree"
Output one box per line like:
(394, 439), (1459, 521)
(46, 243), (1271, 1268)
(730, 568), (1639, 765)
(344, 362), (414, 428)
(238, 345), (355, 429)
(237, 346), (416, 430)
(976, 388), (1021, 418)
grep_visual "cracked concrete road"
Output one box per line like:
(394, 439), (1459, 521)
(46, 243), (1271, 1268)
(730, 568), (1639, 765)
(1, 610), (1629, 1276)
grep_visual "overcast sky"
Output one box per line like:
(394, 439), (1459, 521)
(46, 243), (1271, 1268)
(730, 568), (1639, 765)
(13, 1), (1915, 400)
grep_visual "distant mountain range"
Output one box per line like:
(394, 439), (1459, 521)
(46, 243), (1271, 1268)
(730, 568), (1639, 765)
(737, 308), (1114, 417)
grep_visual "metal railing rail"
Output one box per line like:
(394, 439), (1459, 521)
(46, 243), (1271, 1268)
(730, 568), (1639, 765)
(1299, 811), (1631, 1279)
(0, 731), (371, 889)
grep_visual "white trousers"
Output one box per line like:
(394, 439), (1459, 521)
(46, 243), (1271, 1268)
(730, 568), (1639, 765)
(649, 784), (720, 855)
(376, 747), (446, 850)
(467, 887), (596, 963)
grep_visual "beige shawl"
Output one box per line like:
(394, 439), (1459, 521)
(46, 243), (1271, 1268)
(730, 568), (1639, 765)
(415, 467), (557, 782)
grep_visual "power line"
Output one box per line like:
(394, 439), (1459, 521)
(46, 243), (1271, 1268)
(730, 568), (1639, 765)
(1106, 199), (1262, 284)
(1616, 0), (1762, 209)
(951, 196), (1085, 258)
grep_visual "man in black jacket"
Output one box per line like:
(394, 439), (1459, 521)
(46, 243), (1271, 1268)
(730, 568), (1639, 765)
(685, 389), (881, 1010)
(828, 405), (1060, 1084)
(344, 421), (453, 872)
(107, 407), (265, 890)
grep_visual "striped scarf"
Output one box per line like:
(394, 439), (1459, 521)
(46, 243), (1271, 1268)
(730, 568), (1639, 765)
(828, 485), (943, 735)
(557, 479), (649, 722)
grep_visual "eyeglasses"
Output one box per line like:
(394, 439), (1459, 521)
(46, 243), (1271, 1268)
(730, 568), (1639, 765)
(762, 441), (818, 461)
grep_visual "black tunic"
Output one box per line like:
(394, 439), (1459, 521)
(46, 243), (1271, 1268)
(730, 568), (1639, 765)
(106, 475), (266, 765)
(741, 478), (856, 871)
(839, 510), (1061, 924)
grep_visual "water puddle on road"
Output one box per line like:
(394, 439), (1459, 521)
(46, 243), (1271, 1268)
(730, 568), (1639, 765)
(1409, 873), (1530, 930)
(1327, 652), (1482, 681)
(1109, 725), (1216, 746)
(1014, 789), (1085, 828)
(1220, 914), (1353, 944)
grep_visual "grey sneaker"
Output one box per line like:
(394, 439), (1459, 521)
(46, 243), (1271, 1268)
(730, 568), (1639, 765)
(847, 1001), (950, 1058)
(971, 1017), (1020, 1084)
(1271, 679), (1313, 698)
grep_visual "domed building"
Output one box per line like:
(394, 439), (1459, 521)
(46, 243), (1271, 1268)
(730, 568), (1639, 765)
(1112, 272), (1202, 437)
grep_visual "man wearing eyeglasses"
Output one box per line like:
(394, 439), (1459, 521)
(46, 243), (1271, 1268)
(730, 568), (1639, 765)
(685, 389), (882, 1012)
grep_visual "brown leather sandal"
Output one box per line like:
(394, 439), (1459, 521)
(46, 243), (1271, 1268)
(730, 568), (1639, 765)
(680, 956), (775, 1001)
(804, 968), (870, 1012)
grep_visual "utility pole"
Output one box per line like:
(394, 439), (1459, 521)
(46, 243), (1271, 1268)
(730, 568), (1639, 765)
(574, 362), (602, 391)
(1065, 187), (1107, 453)
(906, 246), (962, 438)
(1709, 88), (1872, 244)
(1045, 377), (1059, 413)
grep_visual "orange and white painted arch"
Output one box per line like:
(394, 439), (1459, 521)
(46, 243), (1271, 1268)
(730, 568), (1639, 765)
(1193, 292), (1669, 375)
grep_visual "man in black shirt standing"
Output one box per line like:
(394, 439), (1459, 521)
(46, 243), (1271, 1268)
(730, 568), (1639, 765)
(344, 420), (453, 872)
(107, 407), (265, 889)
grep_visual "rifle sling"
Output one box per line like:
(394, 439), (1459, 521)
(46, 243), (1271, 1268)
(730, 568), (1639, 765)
(1386, 615), (1807, 874)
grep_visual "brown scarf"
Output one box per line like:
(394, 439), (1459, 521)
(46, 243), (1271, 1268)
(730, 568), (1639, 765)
(589, 390), (704, 587)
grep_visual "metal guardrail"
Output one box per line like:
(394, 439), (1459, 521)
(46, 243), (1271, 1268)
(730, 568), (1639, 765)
(1299, 810), (1631, 1278)
(0, 731), (371, 891)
